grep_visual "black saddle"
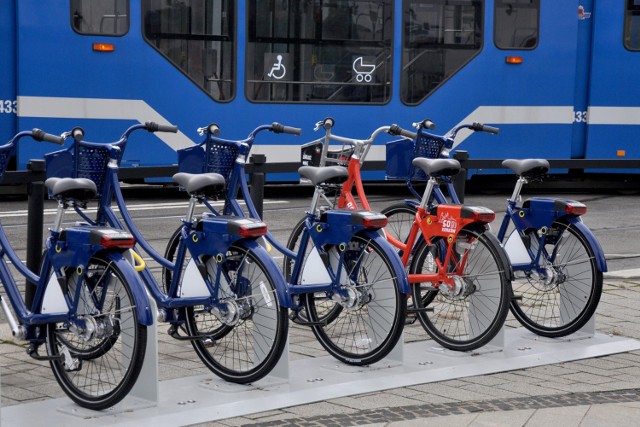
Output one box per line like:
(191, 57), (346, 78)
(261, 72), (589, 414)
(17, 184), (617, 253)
(45, 178), (97, 201)
(173, 172), (226, 197)
(298, 166), (348, 186)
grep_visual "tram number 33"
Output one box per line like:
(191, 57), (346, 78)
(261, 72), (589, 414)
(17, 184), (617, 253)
(574, 111), (588, 123)
(0, 100), (17, 114)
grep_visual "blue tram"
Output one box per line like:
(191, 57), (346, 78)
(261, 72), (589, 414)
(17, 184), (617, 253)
(1, 1), (638, 181)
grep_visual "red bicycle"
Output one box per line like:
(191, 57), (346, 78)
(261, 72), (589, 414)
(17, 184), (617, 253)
(289, 118), (512, 351)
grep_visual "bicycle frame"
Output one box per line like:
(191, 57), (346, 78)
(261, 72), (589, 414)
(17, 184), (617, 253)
(0, 131), (152, 343)
(192, 125), (410, 304)
(48, 123), (290, 322)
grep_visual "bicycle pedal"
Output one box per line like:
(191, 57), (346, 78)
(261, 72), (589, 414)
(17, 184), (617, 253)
(288, 312), (327, 327)
(512, 295), (523, 301)
(26, 344), (63, 362)
(407, 306), (434, 313)
(404, 315), (418, 325)
(167, 325), (217, 342)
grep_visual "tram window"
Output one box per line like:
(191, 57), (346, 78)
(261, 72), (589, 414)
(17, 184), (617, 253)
(401, 0), (483, 105)
(246, 1), (393, 104)
(494, 0), (539, 50)
(71, 0), (129, 36)
(625, 0), (640, 51)
(142, 0), (235, 102)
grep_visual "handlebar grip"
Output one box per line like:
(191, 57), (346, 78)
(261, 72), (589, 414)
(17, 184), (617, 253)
(389, 124), (417, 140)
(471, 122), (499, 134)
(323, 117), (335, 129)
(420, 119), (436, 130)
(71, 127), (85, 142)
(208, 123), (221, 136)
(145, 121), (178, 133)
(272, 122), (302, 136)
(32, 128), (65, 145)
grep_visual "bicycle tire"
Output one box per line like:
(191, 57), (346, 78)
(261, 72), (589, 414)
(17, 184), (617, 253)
(380, 203), (418, 257)
(410, 228), (511, 351)
(305, 233), (406, 365)
(509, 222), (602, 337)
(285, 216), (341, 325)
(46, 254), (147, 410)
(163, 226), (232, 339)
(185, 242), (288, 383)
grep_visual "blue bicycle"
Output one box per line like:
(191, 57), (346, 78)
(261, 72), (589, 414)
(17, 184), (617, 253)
(45, 123), (288, 384)
(177, 122), (409, 366)
(0, 129), (151, 410)
(383, 120), (605, 337)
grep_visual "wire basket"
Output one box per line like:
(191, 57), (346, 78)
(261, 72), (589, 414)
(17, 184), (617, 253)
(0, 144), (14, 183)
(45, 143), (123, 195)
(204, 141), (238, 182)
(300, 140), (354, 168)
(385, 131), (446, 181)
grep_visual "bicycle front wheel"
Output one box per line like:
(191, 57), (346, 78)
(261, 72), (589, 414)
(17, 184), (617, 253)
(509, 222), (602, 337)
(410, 229), (510, 351)
(46, 255), (147, 410)
(305, 234), (406, 365)
(380, 203), (418, 253)
(185, 243), (288, 384)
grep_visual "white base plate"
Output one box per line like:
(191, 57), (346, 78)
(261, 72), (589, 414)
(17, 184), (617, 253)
(3, 329), (639, 427)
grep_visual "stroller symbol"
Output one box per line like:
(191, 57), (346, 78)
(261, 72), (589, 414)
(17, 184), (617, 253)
(268, 54), (287, 80)
(352, 57), (376, 82)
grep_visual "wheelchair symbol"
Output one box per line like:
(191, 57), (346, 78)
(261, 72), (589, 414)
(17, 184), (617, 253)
(352, 57), (376, 82)
(268, 54), (287, 80)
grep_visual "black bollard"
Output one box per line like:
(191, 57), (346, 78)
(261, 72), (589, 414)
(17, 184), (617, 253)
(25, 160), (46, 309)
(453, 150), (468, 203)
(249, 154), (266, 219)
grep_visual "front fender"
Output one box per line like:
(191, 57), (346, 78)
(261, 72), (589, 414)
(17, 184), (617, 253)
(235, 239), (293, 308)
(559, 217), (607, 272)
(102, 251), (155, 326)
(359, 230), (410, 294)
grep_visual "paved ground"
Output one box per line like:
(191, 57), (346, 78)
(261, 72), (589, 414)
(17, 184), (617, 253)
(1, 186), (639, 426)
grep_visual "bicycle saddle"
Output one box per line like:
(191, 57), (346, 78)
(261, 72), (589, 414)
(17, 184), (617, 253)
(412, 158), (460, 177)
(502, 159), (549, 178)
(45, 177), (97, 201)
(173, 172), (226, 197)
(298, 165), (348, 186)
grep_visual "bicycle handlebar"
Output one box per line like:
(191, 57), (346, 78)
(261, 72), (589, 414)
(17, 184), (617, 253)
(32, 129), (65, 145)
(389, 124), (417, 140)
(470, 122), (499, 134)
(144, 121), (178, 134)
(271, 122), (302, 136)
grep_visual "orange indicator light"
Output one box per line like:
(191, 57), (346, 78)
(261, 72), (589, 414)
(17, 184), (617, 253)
(93, 43), (115, 52)
(617, 150), (626, 157)
(505, 56), (523, 64)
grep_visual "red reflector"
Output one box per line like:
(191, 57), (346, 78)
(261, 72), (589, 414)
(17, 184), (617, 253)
(100, 235), (135, 249)
(238, 225), (268, 238)
(565, 203), (587, 216)
(362, 217), (388, 229)
(467, 207), (495, 223)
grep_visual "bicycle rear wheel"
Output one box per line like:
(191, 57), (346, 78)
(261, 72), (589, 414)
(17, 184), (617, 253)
(305, 234), (406, 365)
(410, 229), (510, 351)
(185, 242), (288, 383)
(285, 216), (340, 324)
(46, 255), (147, 410)
(509, 222), (602, 337)
(164, 226), (232, 340)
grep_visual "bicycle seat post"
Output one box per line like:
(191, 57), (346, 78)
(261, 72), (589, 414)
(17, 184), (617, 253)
(509, 176), (528, 204)
(185, 194), (199, 222)
(52, 199), (66, 233)
(419, 176), (439, 210)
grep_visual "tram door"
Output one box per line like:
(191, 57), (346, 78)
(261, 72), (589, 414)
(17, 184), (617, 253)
(0, 1), (17, 144)
(584, 1), (640, 160)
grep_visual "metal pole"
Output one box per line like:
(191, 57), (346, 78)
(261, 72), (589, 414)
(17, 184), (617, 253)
(25, 160), (45, 309)
(453, 150), (468, 204)
(249, 154), (266, 219)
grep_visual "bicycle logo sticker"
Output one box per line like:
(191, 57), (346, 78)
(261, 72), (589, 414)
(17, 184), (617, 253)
(440, 212), (458, 234)
(265, 53), (290, 80)
(352, 57), (376, 82)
